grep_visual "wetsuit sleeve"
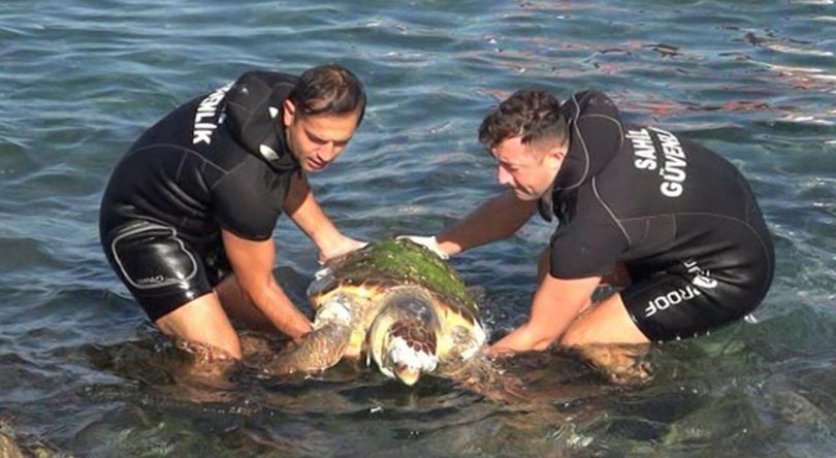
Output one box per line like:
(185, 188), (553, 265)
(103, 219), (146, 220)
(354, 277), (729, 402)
(549, 218), (629, 279)
(211, 159), (288, 240)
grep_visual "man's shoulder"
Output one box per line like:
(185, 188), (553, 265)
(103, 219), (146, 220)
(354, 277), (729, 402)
(568, 90), (618, 116)
(232, 70), (299, 92)
(561, 90), (621, 135)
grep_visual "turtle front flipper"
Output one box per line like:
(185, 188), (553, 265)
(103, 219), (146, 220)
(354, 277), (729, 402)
(265, 293), (358, 375)
(440, 350), (531, 404)
(264, 322), (353, 375)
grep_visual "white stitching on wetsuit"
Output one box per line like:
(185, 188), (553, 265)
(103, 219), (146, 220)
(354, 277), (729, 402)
(110, 222), (199, 290)
(592, 176), (632, 246)
(565, 94), (591, 190)
(564, 94), (624, 190)
(126, 143), (229, 173)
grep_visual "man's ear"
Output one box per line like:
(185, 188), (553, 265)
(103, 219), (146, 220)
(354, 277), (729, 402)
(282, 99), (296, 128)
(543, 144), (567, 169)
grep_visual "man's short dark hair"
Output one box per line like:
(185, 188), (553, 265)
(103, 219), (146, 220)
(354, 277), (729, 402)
(478, 89), (568, 150)
(289, 64), (366, 124)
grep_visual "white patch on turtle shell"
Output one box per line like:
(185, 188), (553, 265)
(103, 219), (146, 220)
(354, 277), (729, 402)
(306, 266), (334, 297)
(459, 341), (481, 360)
(313, 293), (353, 328)
(379, 336), (438, 380)
(460, 323), (487, 359)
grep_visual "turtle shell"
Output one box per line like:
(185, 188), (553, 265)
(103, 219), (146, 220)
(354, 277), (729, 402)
(308, 238), (480, 326)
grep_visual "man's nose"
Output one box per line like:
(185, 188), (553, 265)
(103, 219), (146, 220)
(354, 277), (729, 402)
(319, 142), (337, 161)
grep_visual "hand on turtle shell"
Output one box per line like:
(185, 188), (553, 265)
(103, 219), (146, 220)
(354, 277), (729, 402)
(318, 236), (368, 264)
(485, 344), (516, 359)
(395, 235), (449, 260)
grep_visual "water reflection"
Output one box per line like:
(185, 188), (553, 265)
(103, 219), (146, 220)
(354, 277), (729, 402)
(25, 312), (824, 456)
(74, 330), (645, 454)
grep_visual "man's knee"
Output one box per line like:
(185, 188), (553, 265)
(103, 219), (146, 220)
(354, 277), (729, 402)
(154, 293), (243, 359)
(560, 294), (649, 347)
(560, 322), (592, 347)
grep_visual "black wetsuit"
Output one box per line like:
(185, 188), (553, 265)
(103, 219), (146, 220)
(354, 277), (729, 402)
(99, 71), (301, 321)
(539, 91), (774, 342)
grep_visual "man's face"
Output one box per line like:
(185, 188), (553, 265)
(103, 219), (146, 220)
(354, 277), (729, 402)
(283, 100), (361, 173)
(492, 136), (564, 201)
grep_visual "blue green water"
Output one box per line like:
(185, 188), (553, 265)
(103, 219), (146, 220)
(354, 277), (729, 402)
(1, 0), (834, 456)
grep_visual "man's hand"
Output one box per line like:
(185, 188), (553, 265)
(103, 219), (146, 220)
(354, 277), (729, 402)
(318, 235), (367, 264)
(396, 235), (449, 260)
(485, 344), (516, 359)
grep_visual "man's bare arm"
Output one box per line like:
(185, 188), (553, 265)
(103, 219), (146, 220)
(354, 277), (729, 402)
(221, 229), (312, 340)
(490, 274), (600, 354)
(283, 172), (364, 261)
(435, 190), (536, 256)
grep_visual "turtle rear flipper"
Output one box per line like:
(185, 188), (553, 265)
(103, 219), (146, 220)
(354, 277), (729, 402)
(441, 351), (531, 404)
(265, 322), (353, 375)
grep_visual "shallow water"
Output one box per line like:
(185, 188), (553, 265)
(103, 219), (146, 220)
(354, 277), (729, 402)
(1, 0), (834, 456)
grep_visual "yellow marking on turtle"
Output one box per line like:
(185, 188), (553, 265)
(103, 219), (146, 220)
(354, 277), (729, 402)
(430, 296), (486, 359)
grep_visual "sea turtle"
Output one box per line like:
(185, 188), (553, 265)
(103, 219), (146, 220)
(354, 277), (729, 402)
(265, 238), (523, 400)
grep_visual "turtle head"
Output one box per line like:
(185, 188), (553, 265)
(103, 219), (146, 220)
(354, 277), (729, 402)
(368, 287), (440, 386)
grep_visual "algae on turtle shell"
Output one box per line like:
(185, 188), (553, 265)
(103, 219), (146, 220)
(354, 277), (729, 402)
(319, 238), (478, 317)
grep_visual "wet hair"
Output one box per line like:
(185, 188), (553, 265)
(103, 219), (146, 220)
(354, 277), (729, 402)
(288, 63), (367, 124)
(478, 89), (568, 150)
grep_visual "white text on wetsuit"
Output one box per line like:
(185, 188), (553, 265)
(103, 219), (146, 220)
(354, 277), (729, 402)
(192, 83), (232, 145)
(644, 285), (702, 317)
(626, 127), (688, 198)
(644, 259), (717, 317)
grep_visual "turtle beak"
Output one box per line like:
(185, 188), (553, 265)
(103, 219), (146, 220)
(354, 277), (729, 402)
(393, 363), (422, 386)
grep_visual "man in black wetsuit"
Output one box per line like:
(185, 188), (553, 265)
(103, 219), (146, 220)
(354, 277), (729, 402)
(100, 64), (367, 359)
(403, 89), (774, 378)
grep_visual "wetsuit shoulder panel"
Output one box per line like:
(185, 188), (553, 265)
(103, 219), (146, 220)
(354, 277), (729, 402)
(555, 90), (624, 191)
(549, 185), (630, 278)
(211, 154), (291, 240)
